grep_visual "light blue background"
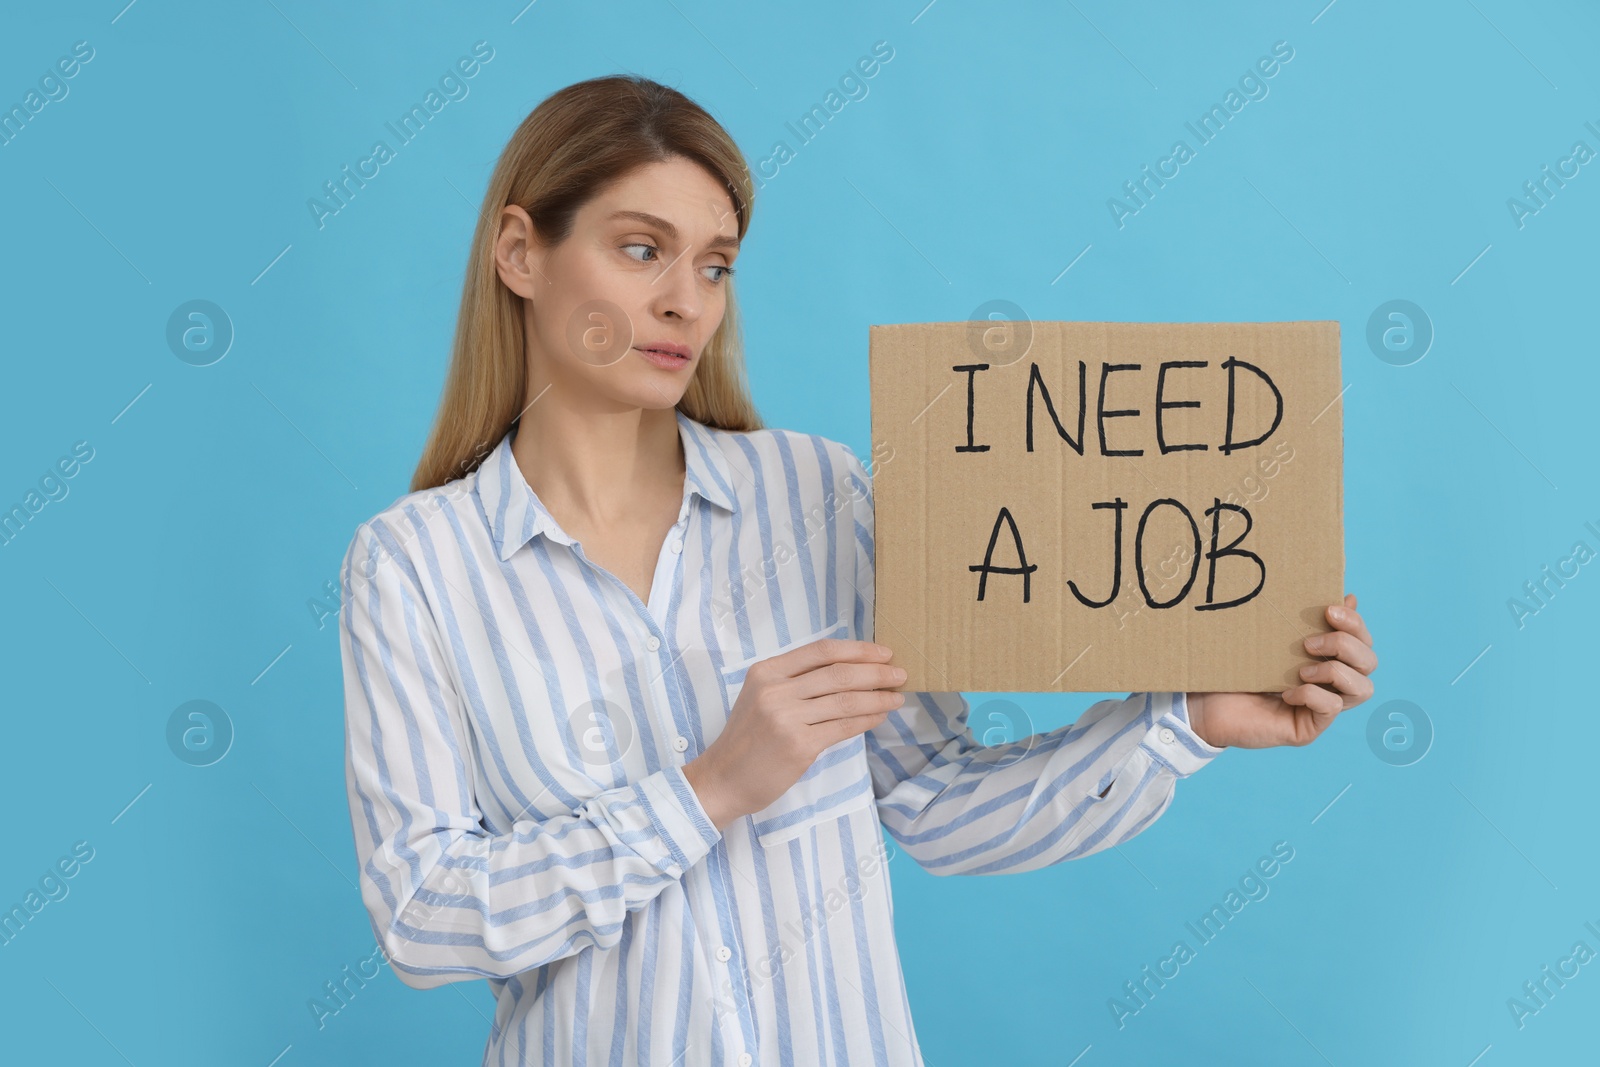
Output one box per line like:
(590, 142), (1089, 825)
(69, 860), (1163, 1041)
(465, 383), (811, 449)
(2, 1), (1596, 1063)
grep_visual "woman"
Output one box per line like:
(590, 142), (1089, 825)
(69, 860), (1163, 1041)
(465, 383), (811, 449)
(338, 75), (1377, 1066)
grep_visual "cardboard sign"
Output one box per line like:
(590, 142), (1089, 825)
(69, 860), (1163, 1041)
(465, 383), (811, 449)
(868, 320), (1343, 693)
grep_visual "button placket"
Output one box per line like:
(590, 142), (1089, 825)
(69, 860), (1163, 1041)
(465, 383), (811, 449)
(642, 502), (691, 631)
(670, 511), (686, 555)
(644, 500), (700, 766)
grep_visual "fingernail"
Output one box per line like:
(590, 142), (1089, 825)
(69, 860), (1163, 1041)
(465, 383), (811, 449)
(891, 667), (907, 682)
(1330, 607), (1347, 622)
(1300, 664), (1315, 678)
(1306, 636), (1324, 652)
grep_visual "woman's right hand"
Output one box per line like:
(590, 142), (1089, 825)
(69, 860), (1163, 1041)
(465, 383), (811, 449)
(683, 638), (906, 832)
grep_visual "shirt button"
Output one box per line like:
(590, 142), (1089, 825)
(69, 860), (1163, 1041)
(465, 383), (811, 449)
(672, 735), (689, 753)
(738, 1054), (753, 1066)
(645, 635), (661, 651)
(670, 537), (683, 554)
(1159, 727), (1176, 744)
(715, 945), (732, 962)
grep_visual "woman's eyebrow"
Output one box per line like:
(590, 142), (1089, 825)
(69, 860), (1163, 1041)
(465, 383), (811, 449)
(608, 209), (739, 252)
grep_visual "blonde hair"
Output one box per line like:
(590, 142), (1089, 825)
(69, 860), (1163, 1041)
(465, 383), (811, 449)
(410, 75), (763, 493)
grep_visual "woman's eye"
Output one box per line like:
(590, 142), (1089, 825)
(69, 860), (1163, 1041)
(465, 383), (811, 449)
(625, 242), (733, 283)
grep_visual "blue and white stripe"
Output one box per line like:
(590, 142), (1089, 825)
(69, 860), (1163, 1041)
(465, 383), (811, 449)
(339, 408), (1221, 1066)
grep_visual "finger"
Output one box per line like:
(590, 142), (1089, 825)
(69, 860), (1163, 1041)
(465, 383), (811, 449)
(1298, 660), (1375, 706)
(771, 637), (893, 680)
(1303, 630), (1377, 675)
(1345, 593), (1357, 611)
(1325, 601), (1373, 648)
(813, 703), (896, 748)
(1281, 682), (1344, 718)
(792, 659), (906, 700)
(804, 688), (904, 726)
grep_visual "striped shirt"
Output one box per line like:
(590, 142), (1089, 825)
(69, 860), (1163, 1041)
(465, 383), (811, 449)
(339, 409), (1222, 1066)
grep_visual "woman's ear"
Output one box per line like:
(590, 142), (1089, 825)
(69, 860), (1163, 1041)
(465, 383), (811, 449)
(494, 204), (545, 299)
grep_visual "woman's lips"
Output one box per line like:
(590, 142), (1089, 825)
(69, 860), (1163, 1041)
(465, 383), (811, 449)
(635, 346), (692, 370)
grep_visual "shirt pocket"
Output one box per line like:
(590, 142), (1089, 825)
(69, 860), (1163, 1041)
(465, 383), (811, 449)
(719, 620), (877, 847)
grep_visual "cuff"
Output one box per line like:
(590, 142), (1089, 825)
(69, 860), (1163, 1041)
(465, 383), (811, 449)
(1138, 692), (1225, 778)
(633, 765), (723, 877)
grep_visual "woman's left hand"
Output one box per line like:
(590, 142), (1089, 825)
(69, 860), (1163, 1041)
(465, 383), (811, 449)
(1185, 594), (1376, 749)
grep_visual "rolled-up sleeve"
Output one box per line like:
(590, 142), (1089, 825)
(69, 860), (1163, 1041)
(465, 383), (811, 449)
(340, 519), (721, 989)
(838, 446), (1223, 876)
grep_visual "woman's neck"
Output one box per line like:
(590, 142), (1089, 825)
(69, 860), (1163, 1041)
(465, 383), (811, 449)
(511, 404), (685, 529)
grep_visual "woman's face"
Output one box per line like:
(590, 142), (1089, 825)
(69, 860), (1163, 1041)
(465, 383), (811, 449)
(497, 155), (741, 413)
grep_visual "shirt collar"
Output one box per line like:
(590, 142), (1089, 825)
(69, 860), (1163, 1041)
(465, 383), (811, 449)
(479, 408), (740, 562)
